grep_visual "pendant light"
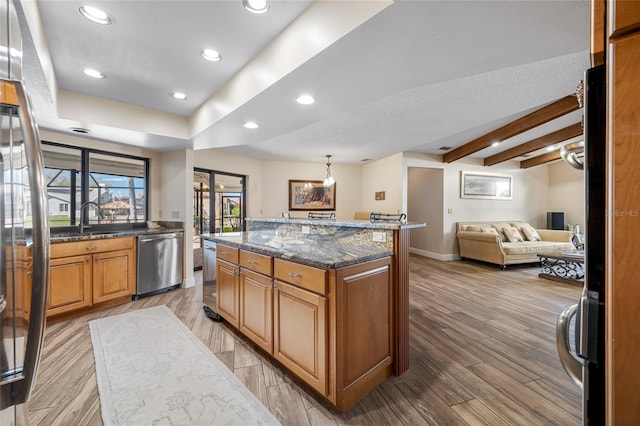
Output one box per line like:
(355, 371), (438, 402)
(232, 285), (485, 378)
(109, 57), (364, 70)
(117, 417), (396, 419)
(323, 155), (335, 187)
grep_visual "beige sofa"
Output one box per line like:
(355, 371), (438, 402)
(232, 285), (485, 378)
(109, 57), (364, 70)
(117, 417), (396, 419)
(456, 221), (575, 269)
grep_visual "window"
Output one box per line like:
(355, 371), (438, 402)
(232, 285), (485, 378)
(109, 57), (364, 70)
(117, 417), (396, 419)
(43, 142), (149, 229)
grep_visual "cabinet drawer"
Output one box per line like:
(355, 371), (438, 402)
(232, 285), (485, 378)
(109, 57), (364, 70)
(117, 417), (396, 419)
(274, 259), (327, 295)
(240, 250), (273, 276)
(51, 236), (134, 258)
(217, 245), (239, 264)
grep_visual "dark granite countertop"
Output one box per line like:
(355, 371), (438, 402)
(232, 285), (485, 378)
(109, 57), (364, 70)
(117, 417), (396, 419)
(247, 217), (425, 230)
(201, 231), (394, 269)
(50, 227), (183, 243)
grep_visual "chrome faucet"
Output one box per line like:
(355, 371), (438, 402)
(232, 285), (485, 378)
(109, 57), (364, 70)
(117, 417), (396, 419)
(78, 201), (103, 234)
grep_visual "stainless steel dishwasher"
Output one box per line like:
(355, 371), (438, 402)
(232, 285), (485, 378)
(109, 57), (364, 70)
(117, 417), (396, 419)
(135, 232), (183, 299)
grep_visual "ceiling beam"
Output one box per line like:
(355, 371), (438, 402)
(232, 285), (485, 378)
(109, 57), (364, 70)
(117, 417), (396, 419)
(443, 94), (580, 163)
(520, 150), (563, 168)
(483, 122), (583, 166)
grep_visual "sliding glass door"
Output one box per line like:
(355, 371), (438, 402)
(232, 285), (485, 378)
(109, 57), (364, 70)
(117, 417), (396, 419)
(193, 169), (246, 269)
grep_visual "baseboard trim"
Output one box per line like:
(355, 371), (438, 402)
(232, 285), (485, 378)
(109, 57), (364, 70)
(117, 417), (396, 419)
(410, 247), (460, 261)
(181, 276), (196, 289)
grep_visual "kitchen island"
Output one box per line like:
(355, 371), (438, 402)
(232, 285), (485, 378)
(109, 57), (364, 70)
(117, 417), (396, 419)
(201, 217), (424, 411)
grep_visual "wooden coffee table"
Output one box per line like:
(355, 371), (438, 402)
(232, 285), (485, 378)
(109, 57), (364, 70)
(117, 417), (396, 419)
(537, 251), (585, 285)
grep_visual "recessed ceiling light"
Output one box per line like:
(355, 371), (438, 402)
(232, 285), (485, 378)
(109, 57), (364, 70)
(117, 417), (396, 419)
(296, 94), (315, 105)
(546, 145), (556, 152)
(243, 121), (259, 129)
(200, 49), (222, 62)
(81, 68), (106, 79)
(79, 5), (114, 25)
(170, 92), (187, 100)
(243, 0), (270, 14)
(491, 142), (500, 147)
(69, 127), (91, 134)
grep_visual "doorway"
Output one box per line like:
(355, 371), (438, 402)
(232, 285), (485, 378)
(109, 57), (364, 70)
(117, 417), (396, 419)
(192, 169), (246, 271)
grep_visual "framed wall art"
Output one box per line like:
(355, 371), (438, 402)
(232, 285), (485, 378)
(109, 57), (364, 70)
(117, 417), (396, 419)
(460, 171), (512, 200)
(288, 180), (336, 211)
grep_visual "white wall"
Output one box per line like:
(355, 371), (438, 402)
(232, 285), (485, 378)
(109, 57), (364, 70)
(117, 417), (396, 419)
(403, 152), (552, 256)
(548, 160), (585, 229)
(361, 153), (404, 214)
(259, 160), (361, 220)
(407, 167), (445, 257)
(159, 149), (194, 286)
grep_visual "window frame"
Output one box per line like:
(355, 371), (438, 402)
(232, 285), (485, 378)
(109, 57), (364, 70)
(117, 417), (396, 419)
(43, 141), (150, 233)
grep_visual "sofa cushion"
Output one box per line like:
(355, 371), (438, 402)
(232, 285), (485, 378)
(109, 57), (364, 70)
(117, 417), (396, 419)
(521, 224), (541, 241)
(481, 227), (500, 236)
(502, 241), (575, 255)
(503, 226), (524, 243)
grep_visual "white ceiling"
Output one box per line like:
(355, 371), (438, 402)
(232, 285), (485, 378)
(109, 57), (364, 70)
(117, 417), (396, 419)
(20, 0), (591, 165)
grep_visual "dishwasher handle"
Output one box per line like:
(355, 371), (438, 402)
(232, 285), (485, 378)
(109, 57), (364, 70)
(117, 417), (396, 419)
(138, 233), (182, 243)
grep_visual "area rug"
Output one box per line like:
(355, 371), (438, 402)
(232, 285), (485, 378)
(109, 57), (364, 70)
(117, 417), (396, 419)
(89, 305), (280, 425)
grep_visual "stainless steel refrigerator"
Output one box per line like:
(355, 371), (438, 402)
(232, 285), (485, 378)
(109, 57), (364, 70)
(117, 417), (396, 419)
(1, 0), (50, 424)
(557, 64), (606, 425)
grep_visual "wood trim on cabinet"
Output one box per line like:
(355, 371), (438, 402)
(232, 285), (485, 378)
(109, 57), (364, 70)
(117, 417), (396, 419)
(274, 259), (327, 295)
(240, 250), (273, 276)
(394, 229), (410, 374)
(217, 245), (239, 264)
(50, 236), (134, 258)
(608, 0), (640, 40)
(606, 29), (640, 426)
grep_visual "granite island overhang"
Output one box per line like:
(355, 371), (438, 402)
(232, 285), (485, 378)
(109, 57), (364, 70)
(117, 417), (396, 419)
(201, 218), (425, 411)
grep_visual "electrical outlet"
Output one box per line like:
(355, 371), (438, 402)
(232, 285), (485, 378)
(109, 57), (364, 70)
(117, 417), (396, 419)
(301, 226), (311, 234)
(171, 210), (180, 219)
(372, 231), (387, 242)
(448, 208), (453, 214)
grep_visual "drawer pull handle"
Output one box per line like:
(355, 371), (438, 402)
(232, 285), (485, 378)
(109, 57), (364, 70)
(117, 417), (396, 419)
(288, 272), (301, 278)
(247, 259), (256, 264)
(86, 245), (98, 252)
(220, 251), (230, 256)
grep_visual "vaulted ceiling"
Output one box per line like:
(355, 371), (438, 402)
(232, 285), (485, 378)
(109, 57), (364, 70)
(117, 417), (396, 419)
(19, 0), (590, 166)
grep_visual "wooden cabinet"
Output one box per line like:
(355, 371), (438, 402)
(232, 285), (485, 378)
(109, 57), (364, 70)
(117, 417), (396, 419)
(93, 248), (136, 303)
(216, 258), (240, 328)
(605, 5), (640, 422)
(273, 279), (327, 395)
(214, 240), (394, 411)
(48, 254), (92, 316)
(48, 237), (136, 318)
(608, 0), (640, 38)
(4, 245), (33, 320)
(240, 268), (273, 353)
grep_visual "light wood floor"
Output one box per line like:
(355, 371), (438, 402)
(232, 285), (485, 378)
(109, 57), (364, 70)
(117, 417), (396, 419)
(27, 255), (583, 425)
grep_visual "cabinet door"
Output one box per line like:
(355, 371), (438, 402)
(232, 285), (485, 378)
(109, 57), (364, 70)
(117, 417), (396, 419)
(240, 269), (273, 353)
(93, 249), (135, 303)
(216, 259), (240, 327)
(273, 280), (327, 395)
(48, 255), (92, 316)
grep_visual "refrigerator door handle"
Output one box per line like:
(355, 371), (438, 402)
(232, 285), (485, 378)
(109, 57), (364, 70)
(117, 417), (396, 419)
(556, 303), (584, 389)
(12, 79), (50, 404)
